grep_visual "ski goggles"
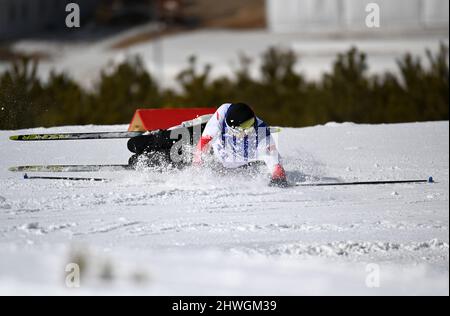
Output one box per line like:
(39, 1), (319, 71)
(226, 118), (256, 138)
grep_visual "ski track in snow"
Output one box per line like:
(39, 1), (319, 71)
(0, 122), (448, 295)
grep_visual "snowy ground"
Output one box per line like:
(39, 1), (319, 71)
(0, 121), (448, 295)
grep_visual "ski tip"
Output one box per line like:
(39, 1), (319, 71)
(428, 176), (434, 183)
(270, 127), (282, 134)
(9, 135), (19, 141)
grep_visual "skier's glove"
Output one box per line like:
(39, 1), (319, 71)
(269, 164), (289, 187)
(193, 136), (213, 167)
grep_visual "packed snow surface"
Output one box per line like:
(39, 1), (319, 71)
(0, 121), (448, 295)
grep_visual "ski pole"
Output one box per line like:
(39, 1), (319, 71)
(295, 177), (434, 187)
(23, 174), (108, 182)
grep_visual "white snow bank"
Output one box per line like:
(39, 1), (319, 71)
(3, 29), (448, 89)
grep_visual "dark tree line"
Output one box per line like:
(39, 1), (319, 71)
(0, 44), (448, 130)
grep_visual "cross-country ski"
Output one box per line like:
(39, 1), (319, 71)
(9, 164), (133, 173)
(9, 131), (144, 141)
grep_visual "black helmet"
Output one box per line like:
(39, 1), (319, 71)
(225, 103), (255, 128)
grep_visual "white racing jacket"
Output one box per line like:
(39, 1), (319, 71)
(201, 104), (281, 171)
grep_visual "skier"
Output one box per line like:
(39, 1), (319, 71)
(193, 103), (288, 187)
